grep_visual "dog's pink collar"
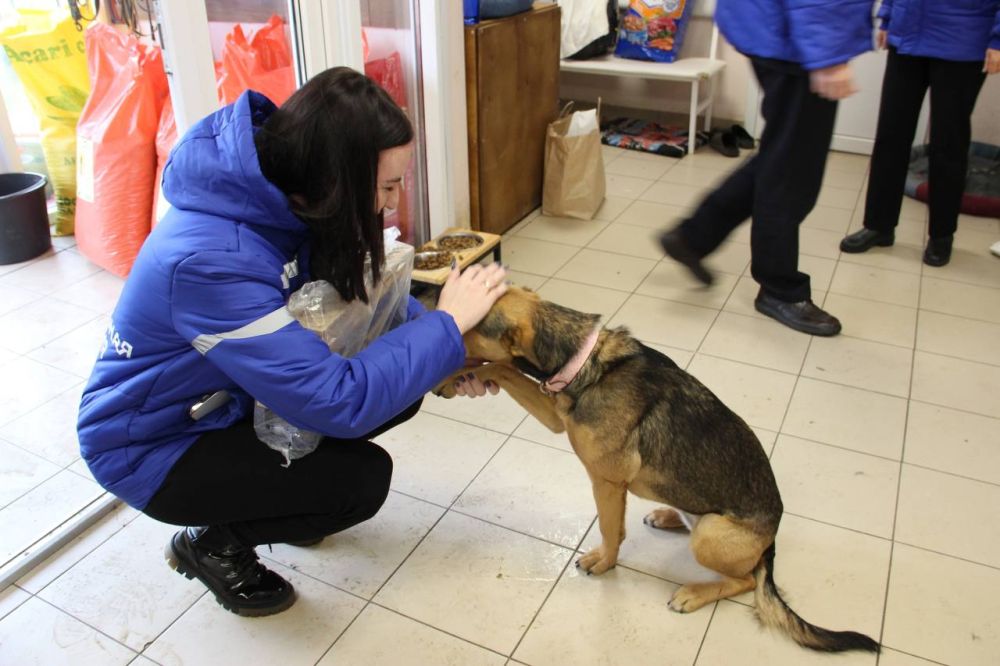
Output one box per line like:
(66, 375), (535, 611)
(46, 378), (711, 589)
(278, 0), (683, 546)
(541, 326), (601, 394)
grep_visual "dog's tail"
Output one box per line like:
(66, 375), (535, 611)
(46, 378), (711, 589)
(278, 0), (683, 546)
(753, 543), (879, 653)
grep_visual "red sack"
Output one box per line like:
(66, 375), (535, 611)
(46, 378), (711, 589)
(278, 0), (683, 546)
(216, 15), (295, 106)
(364, 51), (406, 110)
(75, 23), (169, 277)
(152, 95), (178, 228)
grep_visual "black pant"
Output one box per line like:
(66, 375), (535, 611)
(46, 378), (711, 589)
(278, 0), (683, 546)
(680, 57), (838, 303)
(144, 400), (422, 547)
(864, 48), (986, 239)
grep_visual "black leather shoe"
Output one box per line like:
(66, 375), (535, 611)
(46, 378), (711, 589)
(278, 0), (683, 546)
(708, 129), (740, 158)
(754, 290), (842, 337)
(286, 537), (324, 547)
(923, 236), (953, 267)
(839, 228), (894, 253)
(166, 527), (296, 616)
(730, 124), (754, 149)
(659, 227), (714, 286)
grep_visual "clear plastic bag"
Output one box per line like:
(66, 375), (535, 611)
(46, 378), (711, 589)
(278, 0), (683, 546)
(254, 228), (414, 465)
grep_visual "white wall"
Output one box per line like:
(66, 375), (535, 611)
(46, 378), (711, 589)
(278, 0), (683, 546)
(562, 15), (1000, 145)
(559, 17), (750, 124)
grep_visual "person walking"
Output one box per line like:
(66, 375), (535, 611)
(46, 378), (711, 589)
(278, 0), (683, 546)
(659, 0), (874, 336)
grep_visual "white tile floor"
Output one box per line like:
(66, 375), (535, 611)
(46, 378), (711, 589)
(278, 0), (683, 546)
(2, 145), (1000, 665)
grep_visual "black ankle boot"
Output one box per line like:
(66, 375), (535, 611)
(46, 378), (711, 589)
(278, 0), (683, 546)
(923, 236), (953, 267)
(165, 527), (296, 617)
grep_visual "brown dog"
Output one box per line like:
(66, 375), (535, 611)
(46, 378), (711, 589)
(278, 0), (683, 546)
(437, 287), (878, 653)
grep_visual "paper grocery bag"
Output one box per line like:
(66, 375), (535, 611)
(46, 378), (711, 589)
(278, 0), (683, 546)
(542, 102), (606, 220)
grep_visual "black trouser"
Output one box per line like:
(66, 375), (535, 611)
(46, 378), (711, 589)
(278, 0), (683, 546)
(864, 48), (986, 239)
(144, 400), (422, 548)
(680, 57), (838, 303)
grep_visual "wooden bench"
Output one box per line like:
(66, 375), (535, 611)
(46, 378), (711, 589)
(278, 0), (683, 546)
(559, 6), (724, 155)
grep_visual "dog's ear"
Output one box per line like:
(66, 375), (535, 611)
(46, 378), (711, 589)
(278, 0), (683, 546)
(474, 287), (542, 360)
(502, 325), (524, 356)
(469, 308), (522, 361)
(477, 308), (511, 341)
(483, 312), (524, 356)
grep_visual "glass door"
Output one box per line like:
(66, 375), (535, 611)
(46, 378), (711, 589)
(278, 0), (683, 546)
(203, 0), (298, 107)
(0, 0), (79, 215)
(361, 0), (429, 245)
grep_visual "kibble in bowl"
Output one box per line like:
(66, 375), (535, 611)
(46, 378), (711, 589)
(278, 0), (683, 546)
(437, 232), (483, 252)
(414, 250), (454, 271)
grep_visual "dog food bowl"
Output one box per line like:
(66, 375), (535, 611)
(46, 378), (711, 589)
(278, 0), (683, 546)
(414, 250), (454, 271)
(437, 232), (484, 252)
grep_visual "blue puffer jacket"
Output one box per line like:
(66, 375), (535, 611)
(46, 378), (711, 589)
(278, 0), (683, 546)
(78, 91), (465, 510)
(879, 0), (1000, 61)
(716, 0), (874, 70)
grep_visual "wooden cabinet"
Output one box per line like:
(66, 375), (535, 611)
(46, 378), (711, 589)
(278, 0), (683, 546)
(465, 4), (560, 235)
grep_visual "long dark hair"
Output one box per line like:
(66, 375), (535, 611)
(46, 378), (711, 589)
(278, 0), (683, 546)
(255, 67), (413, 303)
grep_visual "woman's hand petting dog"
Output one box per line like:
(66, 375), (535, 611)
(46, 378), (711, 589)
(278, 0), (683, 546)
(436, 262), (508, 334)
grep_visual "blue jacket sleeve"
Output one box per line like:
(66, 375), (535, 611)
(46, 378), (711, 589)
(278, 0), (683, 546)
(786, 0), (875, 70)
(170, 251), (465, 438)
(991, 8), (1000, 51)
(406, 294), (427, 321)
(877, 0), (893, 30)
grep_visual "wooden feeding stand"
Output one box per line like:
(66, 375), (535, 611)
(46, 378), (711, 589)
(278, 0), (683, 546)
(410, 227), (502, 288)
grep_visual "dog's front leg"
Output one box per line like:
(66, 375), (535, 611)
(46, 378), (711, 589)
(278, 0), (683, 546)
(484, 364), (565, 434)
(439, 363), (566, 434)
(576, 477), (627, 576)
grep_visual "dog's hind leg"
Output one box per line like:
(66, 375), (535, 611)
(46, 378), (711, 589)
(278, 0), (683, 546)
(669, 574), (756, 614)
(576, 477), (627, 576)
(668, 513), (770, 613)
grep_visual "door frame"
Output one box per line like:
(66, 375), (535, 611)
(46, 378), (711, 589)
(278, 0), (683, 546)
(0, 89), (23, 173)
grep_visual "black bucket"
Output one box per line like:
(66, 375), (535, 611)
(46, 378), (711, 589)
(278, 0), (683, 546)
(0, 172), (51, 265)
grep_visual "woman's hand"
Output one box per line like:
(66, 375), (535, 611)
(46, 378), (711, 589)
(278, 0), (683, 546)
(985, 49), (1000, 75)
(455, 360), (500, 398)
(436, 261), (508, 334)
(876, 29), (888, 50)
(810, 63), (858, 101)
